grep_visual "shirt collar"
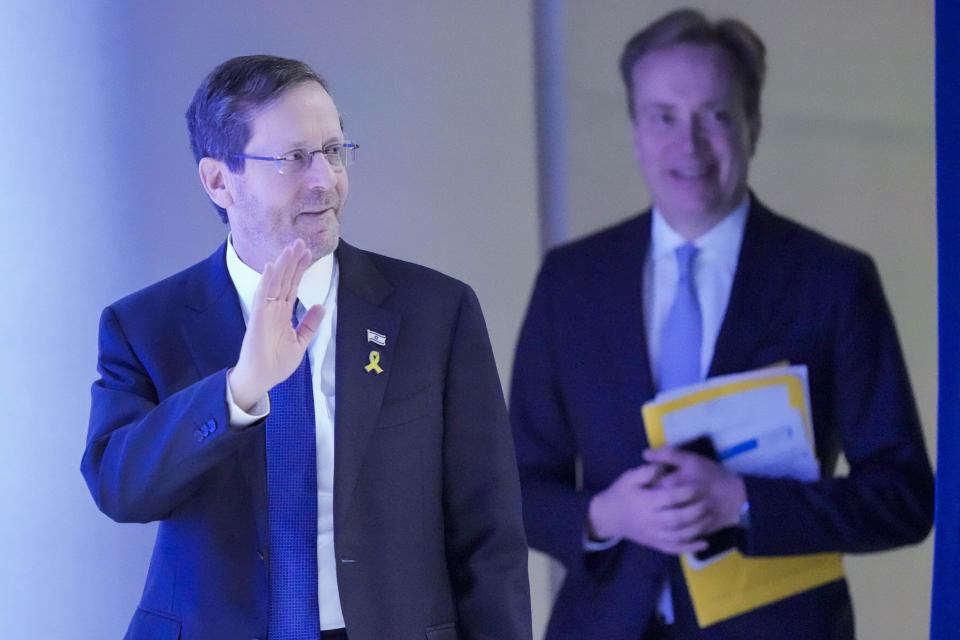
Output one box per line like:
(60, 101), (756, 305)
(650, 194), (750, 269)
(225, 234), (336, 319)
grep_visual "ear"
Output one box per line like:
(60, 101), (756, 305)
(198, 157), (235, 209)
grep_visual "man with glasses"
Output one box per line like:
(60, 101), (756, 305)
(82, 55), (531, 640)
(510, 9), (932, 640)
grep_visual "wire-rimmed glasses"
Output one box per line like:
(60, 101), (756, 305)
(233, 142), (359, 175)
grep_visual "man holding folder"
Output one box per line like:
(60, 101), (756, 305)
(510, 8), (933, 639)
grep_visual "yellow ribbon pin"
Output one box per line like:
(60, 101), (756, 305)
(364, 350), (384, 374)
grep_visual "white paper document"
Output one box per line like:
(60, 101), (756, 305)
(651, 364), (819, 481)
(641, 365), (845, 623)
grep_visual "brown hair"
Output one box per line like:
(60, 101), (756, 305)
(186, 55), (329, 222)
(619, 8), (766, 121)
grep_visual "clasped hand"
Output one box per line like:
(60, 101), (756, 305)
(588, 447), (746, 555)
(228, 239), (325, 411)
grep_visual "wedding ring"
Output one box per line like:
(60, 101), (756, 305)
(266, 296), (279, 302)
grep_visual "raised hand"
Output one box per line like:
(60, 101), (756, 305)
(228, 239), (325, 411)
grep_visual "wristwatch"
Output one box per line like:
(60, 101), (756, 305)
(738, 500), (751, 529)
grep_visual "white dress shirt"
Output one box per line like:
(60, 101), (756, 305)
(644, 197), (748, 622)
(645, 197), (749, 386)
(225, 236), (345, 630)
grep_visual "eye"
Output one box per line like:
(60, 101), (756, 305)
(322, 144), (344, 165)
(706, 109), (731, 125)
(644, 109), (675, 128)
(273, 149), (311, 175)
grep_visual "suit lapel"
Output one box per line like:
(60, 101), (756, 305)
(179, 243), (269, 549)
(180, 243), (246, 377)
(579, 214), (655, 451)
(709, 199), (799, 377)
(609, 214), (656, 417)
(332, 241), (399, 527)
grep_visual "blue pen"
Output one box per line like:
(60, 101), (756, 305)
(718, 424), (794, 461)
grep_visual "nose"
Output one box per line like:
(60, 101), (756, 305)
(677, 115), (707, 152)
(304, 151), (337, 189)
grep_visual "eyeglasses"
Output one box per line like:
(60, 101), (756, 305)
(233, 141), (359, 175)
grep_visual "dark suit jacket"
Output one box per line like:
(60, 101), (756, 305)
(510, 199), (933, 640)
(82, 240), (531, 640)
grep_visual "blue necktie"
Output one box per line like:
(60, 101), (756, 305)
(659, 243), (702, 391)
(266, 305), (320, 639)
(655, 244), (703, 625)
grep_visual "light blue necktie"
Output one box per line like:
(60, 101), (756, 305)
(659, 243), (702, 391)
(655, 243), (703, 625)
(266, 304), (320, 639)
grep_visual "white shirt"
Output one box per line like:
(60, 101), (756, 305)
(644, 197), (749, 385)
(643, 197), (748, 622)
(225, 236), (345, 630)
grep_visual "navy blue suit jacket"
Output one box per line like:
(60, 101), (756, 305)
(510, 199), (933, 639)
(83, 240), (531, 640)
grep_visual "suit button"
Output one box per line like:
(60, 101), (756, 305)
(208, 419), (217, 433)
(194, 430), (204, 442)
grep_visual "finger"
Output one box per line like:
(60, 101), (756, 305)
(643, 446), (700, 468)
(643, 462), (679, 488)
(651, 510), (711, 543)
(275, 243), (298, 301)
(252, 261), (277, 307)
(619, 464), (664, 488)
(277, 239), (310, 301)
(663, 458), (725, 491)
(653, 483), (703, 509)
(653, 527), (707, 552)
(289, 244), (314, 295)
(296, 304), (325, 344)
(647, 533), (709, 555)
(660, 500), (710, 532)
(286, 239), (313, 299)
(655, 467), (708, 489)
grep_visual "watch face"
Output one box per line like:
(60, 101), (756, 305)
(738, 501), (751, 528)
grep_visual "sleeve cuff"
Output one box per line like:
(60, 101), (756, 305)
(225, 370), (269, 428)
(582, 526), (622, 552)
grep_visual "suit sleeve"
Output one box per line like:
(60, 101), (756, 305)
(509, 258), (597, 569)
(81, 305), (258, 523)
(740, 254), (934, 555)
(442, 286), (533, 640)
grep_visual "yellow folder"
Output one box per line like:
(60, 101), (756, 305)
(642, 367), (844, 627)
